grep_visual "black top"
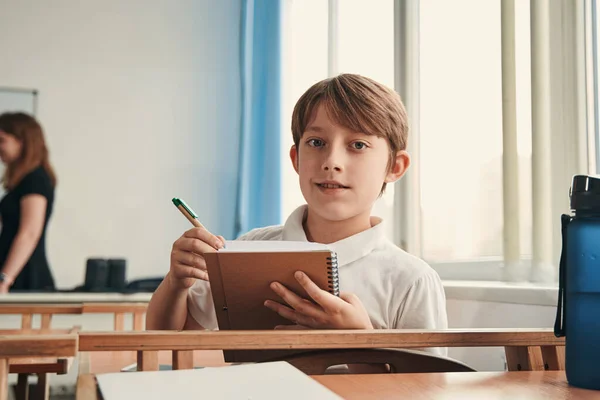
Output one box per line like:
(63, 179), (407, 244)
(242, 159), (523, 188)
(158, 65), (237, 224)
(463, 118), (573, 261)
(0, 166), (55, 291)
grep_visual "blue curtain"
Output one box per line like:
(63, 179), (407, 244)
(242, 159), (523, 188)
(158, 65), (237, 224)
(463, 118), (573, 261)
(234, 0), (283, 238)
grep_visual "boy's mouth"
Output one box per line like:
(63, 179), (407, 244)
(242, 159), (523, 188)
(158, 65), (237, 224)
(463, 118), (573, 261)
(315, 181), (350, 189)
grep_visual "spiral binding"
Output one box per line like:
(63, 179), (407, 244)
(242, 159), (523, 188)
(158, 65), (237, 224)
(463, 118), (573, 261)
(326, 253), (340, 296)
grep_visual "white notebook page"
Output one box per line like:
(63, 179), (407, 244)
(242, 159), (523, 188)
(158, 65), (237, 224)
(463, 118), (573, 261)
(221, 240), (332, 252)
(96, 361), (343, 400)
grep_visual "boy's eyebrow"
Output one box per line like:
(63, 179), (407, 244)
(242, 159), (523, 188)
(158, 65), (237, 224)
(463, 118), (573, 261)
(305, 125), (325, 133)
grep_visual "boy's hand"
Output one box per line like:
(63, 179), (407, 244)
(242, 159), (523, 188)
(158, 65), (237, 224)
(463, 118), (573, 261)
(264, 271), (374, 330)
(169, 227), (225, 290)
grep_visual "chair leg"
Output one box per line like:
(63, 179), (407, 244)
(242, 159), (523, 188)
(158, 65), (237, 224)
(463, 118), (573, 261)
(137, 351), (159, 371)
(172, 351), (193, 370)
(15, 374), (29, 400)
(0, 359), (9, 400)
(32, 373), (48, 400)
(541, 346), (565, 370)
(505, 346), (545, 371)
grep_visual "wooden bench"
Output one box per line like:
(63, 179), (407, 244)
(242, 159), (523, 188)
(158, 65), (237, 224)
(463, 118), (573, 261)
(77, 328), (565, 373)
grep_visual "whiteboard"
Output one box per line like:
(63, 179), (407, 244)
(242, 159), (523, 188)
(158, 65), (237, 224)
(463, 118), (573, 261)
(0, 87), (37, 115)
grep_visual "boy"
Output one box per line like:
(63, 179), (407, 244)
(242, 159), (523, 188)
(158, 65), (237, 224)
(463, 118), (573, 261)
(146, 74), (447, 356)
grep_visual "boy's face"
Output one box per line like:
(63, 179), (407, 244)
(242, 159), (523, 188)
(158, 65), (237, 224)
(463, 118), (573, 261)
(290, 104), (408, 222)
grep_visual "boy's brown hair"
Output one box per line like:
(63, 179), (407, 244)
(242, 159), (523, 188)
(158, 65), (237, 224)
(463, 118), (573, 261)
(0, 112), (57, 190)
(291, 73), (408, 193)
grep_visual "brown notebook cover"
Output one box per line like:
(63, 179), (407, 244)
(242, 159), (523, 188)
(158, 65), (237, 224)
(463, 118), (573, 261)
(204, 241), (339, 363)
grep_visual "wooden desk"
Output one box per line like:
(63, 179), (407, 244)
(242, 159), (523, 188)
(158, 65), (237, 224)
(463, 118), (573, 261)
(78, 328), (566, 373)
(0, 330), (77, 400)
(77, 370), (600, 400)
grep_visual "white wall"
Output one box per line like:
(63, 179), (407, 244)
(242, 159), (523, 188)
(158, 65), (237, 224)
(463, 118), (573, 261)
(447, 299), (558, 371)
(0, 1), (242, 288)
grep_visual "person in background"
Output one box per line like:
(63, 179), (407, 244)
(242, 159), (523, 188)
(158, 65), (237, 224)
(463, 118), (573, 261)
(0, 112), (57, 293)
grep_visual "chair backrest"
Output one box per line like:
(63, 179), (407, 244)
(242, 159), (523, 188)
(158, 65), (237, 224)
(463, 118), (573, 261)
(0, 302), (148, 330)
(81, 303), (148, 331)
(276, 348), (476, 374)
(0, 304), (81, 329)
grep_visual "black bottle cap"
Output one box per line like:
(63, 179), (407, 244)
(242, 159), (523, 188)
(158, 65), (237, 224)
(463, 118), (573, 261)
(570, 175), (600, 212)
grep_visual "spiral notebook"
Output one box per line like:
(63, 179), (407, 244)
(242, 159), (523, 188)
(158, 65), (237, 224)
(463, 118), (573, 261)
(204, 240), (339, 362)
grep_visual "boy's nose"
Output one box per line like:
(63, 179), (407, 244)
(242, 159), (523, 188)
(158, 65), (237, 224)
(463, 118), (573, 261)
(322, 150), (343, 172)
(323, 164), (342, 172)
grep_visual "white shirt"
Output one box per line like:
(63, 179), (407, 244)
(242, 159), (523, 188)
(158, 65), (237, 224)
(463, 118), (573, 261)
(188, 205), (448, 356)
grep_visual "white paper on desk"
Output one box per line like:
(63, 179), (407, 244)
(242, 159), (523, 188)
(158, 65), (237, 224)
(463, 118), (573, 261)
(96, 361), (342, 400)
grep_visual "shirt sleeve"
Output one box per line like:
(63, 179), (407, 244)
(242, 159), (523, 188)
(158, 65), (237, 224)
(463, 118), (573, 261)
(396, 271), (448, 357)
(187, 279), (219, 330)
(18, 168), (52, 199)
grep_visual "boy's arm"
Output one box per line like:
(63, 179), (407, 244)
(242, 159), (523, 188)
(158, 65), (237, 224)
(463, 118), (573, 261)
(395, 272), (448, 357)
(147, 225), (224, 330)
(396, 272), (448, 330)
(146, 272), (205, 330)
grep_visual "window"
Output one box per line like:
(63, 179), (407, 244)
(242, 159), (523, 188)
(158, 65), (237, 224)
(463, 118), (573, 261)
(282, 0), (395, 240)
(281, 0), (328, 223)
(419, 0), (532, 263)
(282, 1), (586, 282)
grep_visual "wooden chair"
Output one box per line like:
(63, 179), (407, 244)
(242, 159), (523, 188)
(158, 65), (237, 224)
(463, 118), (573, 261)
(0, 305), (81, 329)
(0, 302), (147, 397)
(81, 303), (148, 331)
(77, 328), (565, 374)
(276, 348), (476, 374)
(0, 302), (148, 331)
(1, 327), (80, 400)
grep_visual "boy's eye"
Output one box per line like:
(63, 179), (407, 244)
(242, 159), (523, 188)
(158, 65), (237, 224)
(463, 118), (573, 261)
(307, 139), (324, 148)
(351, 141), (367, 150)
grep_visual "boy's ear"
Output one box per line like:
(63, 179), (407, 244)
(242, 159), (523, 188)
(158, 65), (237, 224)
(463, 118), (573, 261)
(385, 150), (410, 183)
(289, 145), (299, 174)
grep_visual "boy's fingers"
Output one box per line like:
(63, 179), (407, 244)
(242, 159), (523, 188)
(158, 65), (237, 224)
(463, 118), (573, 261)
(186, 266), (208, 281)
(183, 227), (224, 249)
(269, 282), (325, 320)
(177, 237), (217, 255)
(173, 250), (206, 270)
(264, 300), (315, 327)
(174, 262), (208, 281)
(196, 269), (209, 281)
(264, 300), (297, 320)
(293, 271), (338, 311)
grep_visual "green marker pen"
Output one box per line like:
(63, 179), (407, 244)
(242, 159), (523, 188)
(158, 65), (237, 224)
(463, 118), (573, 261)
(172, 197), (205, 229)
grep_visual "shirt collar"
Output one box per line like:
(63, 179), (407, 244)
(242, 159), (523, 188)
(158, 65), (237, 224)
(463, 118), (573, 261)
(282, 205), (385, 266)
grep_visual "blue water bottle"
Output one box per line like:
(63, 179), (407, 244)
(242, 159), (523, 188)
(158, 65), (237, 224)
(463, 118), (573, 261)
(555, 175), (600, 390)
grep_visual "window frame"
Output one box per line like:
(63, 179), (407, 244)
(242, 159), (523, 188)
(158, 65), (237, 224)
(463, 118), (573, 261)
(392, 0), (588, 283)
